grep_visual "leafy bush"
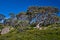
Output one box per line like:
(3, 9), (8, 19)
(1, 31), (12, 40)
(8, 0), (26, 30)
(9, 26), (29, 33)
(0, 26), (3, 30)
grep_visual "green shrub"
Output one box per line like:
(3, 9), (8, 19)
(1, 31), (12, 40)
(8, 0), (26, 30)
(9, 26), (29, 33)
(0, 23), (60, 40)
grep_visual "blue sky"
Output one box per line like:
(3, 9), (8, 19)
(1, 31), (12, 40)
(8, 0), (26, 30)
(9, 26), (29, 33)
(0, 0), (60, 17)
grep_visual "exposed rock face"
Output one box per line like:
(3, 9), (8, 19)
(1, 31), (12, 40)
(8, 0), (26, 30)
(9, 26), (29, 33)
(1, 27), (10, 34)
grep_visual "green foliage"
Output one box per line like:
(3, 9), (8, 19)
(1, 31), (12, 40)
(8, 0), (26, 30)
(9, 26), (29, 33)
(0, 6), (60, 40)
(0, 23), (60, 40)
(47, 23), (60, 27)
(0, 26), (3, 30)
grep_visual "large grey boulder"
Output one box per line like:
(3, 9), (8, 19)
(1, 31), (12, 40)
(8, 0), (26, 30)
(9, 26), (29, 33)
(1, 27), (10, 34)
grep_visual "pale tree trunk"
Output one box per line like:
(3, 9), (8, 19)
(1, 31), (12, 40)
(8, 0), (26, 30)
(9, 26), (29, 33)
(36, 21), (44, 28)
(36, 23), (40, 28)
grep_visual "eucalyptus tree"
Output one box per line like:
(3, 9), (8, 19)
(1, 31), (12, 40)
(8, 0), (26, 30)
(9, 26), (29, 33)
(3, 13), (17, 26)
(16, 12), (29, 27)
(4, 18), (12, 26)
(9, 13), (17, 27)
(27, 6), (59, 28)
(9, 13), (16, 19)
(4, 13), (18, 27)
(0, 14), (5, 25)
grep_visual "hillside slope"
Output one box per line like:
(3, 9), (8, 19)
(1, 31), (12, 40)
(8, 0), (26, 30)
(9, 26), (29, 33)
(0, 23), (60, 40)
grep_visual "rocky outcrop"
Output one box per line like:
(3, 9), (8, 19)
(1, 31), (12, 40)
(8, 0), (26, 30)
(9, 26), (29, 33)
(1, 27), (10, 34)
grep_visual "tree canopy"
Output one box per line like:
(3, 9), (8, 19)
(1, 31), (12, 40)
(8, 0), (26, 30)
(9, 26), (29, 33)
(0, 6), (60, 28)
